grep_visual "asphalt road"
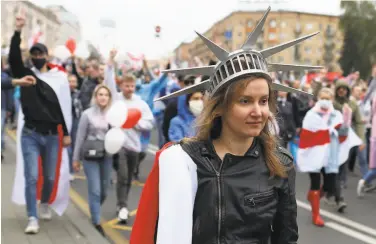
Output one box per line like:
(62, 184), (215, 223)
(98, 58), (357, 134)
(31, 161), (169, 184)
(4, 131), (376, 244)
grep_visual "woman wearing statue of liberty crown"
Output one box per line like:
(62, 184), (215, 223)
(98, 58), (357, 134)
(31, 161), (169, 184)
(130, 6), (322, 244)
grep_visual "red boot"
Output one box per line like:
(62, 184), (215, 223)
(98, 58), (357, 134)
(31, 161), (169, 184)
(307, 187), (324, 202)
(308, 190), (325, 227)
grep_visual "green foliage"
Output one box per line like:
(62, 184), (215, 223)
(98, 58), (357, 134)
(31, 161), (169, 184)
(339, 0), (376, 78)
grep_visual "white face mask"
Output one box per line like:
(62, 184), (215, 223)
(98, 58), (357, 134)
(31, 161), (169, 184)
(317, 99), (332, 110)
(189, 100), (203, 117)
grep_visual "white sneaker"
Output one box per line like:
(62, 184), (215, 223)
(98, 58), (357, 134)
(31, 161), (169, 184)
(118, 207), (129, 221)
(323, 195), (336, 206)
(357, 179), (365, 197)
(39, 203), (52, 220)
(25, 217), (39, 234)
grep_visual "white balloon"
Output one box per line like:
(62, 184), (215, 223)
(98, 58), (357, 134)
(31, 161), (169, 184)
(53, 45), (71, 61)
(105, 100), (128, 127)
(105, 128), (125, 154)
(75, 42), (90, 59)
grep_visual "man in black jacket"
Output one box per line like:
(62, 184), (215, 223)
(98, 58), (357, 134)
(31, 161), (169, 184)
(78, 60), (106, 110)
(9, 14), (72, 234)
(277, 90), (296, 148)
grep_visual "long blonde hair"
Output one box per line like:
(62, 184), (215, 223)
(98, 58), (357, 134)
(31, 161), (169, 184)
(91, 84), (113, 110)
(184, 74), (287, 178)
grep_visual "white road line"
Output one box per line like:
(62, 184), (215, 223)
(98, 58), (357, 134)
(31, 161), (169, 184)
(297, 200), (376, 237)
(325, 222), (376, 244)
(147, 148), (157, 155)
(148, 144), (159, 151)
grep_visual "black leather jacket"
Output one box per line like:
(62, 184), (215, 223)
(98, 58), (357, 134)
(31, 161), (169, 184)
(180, 138), (298, 244)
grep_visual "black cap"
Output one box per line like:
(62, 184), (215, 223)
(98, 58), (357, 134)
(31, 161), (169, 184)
(29, 43), (48, 55)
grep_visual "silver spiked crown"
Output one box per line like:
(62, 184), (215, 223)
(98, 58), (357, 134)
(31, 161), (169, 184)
(155, 7), (323, 102)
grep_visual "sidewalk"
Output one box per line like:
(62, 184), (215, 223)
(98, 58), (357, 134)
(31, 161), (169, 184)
(1, 135), (111, 244)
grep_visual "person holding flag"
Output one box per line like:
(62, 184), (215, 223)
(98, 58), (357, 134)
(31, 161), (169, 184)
(297, 88), (362, 225)
(9, 13), (72, 234)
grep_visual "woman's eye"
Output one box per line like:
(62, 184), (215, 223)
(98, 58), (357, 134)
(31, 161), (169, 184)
(239, 98), (248, 104)
(260, 99), (268, 105)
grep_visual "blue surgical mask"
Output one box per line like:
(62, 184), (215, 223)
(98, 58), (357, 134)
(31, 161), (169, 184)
(317, 99), (332, 109)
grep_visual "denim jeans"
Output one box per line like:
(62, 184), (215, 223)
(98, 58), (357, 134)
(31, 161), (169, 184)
(21, 127), (59, 218)
(364, 169), (376, 184)
(83, 157), (112, 225)
(358, 145), (369, 177)
(1, 110), (6, 149)
(68, 116), (79, 174)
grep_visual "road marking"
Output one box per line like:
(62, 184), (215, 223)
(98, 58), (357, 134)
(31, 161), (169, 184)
(297, 200), (376, 237)
(325, 222), (376, 244)
(104, 218), (133, 231)
(148, 144), (159, 151)
(69, 189), (129, 243)
(74, 175), (87, 180)
(129, 209), (137, 216)
(6, 129), (130, 244)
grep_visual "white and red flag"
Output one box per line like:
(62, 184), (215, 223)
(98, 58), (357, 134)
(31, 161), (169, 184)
(127, 52), (144, 70)
(296, 106), (362, 173)
(12, 67), (72, 216)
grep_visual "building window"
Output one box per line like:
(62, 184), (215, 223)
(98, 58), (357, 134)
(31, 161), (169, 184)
(278, 56), (284, 62)
(247, 20), (253, 27)
(304, 58), (311, 64)
(319, 23), (323, 30)
(281, 21), (287, 28)
(304, 46), (311, 54)
(296, 23), (301, 32)
(268, 33), (276, 40)
(306, 23), (313, 30)
(269, 19), (277, 28)
(280, 33), (287, 40)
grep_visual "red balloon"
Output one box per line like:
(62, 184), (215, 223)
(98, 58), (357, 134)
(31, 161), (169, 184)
(122, 108), (142, 129)
(65, 38), (76, 54)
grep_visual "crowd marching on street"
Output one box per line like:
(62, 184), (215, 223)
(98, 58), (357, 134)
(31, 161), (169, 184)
(1, 6), (376, 244)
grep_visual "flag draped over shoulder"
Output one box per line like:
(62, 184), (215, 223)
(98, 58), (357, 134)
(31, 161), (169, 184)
(12, 67), (72, 216)
(130, 142), (197, 244)
(296, 108), (362, 173)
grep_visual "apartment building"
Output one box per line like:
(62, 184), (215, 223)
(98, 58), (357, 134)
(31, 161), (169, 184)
(1, 0), (60, 51)
(176, 10), (342, 71)
(46, 5), (82, 46)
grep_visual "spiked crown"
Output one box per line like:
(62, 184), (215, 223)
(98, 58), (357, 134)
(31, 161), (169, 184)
(156, 7), (322, 102)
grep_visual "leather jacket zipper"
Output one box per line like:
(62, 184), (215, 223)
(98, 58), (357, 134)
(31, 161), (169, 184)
(205, 156), (225, 244)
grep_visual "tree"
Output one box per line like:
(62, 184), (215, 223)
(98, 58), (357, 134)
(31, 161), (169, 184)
(339, 0), (376, 78)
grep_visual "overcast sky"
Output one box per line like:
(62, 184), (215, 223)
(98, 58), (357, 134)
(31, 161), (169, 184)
(30, 0), (343, 59)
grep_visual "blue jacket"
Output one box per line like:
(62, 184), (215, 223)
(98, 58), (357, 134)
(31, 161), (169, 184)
(136, 73), (169, 114)
(168, 95), (195, 142)
(1, 71), (14, 111)
(159, 79), (180, 105)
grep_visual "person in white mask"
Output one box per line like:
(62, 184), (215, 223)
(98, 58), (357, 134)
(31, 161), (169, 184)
(168, 92), (204, 142)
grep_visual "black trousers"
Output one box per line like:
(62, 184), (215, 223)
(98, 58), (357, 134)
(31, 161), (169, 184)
(134, 152), (146, 176)
(347, 146), (359, 172)
(309, 169), (336, 196)
(366, 128), (371, 164)
(116, 149), (139, 208)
